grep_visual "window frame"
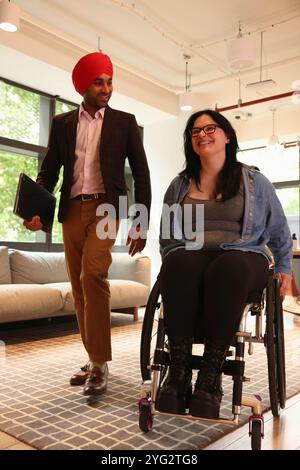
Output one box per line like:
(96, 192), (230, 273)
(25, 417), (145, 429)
(238, 143), (300, 240)
(0, 77), (138, 252)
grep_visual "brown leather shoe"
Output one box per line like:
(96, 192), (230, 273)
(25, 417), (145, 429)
(83, 364), (108, 396)
(70, 363), (90, 386)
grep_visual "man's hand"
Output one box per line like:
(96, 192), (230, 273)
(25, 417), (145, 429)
(23, 215), (43, 231)
(126, 226), (147, 257)
(275, 272), (293, 297)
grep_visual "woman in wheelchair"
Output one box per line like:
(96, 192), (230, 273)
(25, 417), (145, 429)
(157, 109), (293, 419)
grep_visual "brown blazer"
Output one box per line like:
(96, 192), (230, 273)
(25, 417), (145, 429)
(37, 106), (151, 226)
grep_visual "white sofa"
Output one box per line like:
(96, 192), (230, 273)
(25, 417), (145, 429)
(0, 246), (151, 323)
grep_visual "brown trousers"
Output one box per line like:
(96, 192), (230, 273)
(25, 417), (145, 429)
(62, 199), (119, 363)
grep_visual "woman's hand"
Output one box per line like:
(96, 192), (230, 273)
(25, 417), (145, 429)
(275, 272), (293, 297)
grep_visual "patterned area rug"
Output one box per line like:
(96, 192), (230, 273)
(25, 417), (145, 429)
(0, 312), (300, 450)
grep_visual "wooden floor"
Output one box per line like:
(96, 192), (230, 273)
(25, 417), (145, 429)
(205, 392), (300, 450)
(1, 312), (300, 451)
(0, 432), (34, 450)
(207, 311), (300, 450)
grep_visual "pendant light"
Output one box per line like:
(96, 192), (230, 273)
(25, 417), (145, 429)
(179, 54), (193, 112)
(227, 22), (256, 70)
(246, 31), (276, 89)
(268, 107), (281, 149)
(0, 0), (20, 32)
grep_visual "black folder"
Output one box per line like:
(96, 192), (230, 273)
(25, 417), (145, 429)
(13, 173), (56, 233)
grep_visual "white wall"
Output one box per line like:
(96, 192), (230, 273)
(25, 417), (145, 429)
(143, 115), (186, 281)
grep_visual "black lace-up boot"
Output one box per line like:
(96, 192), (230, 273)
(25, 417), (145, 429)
(189, 339), (229, 419)
(155, 336), (193, 415)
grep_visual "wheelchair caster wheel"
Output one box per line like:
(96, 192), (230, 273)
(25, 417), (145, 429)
(249, 416), (264, 450)
(139, 398), (153, 433)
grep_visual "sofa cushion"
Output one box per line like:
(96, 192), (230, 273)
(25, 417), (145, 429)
(0, 284), (63, 323)
(45, 282), (74, 313)
(0, 246), (11, 284)
(109, 253), (150, 287)
(46, 279), (149, 313)
(109, 280), (149, 309)
(10, 250), (69, 284)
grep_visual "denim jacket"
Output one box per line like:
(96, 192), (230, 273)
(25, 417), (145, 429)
(159, 164), (293, 274)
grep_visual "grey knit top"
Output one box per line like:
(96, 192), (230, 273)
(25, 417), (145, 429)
(181, 184), (244, 249)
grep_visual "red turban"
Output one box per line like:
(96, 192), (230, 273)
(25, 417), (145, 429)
(72, 52), (113, 96)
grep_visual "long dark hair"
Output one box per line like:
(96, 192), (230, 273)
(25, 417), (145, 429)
(182, 109), (242, 201)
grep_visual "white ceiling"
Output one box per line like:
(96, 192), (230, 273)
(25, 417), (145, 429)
(7, 0), (300, 115)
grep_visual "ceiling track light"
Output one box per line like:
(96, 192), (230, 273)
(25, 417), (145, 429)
(232, 79), (252, 120)
(0, 0), (20, 32)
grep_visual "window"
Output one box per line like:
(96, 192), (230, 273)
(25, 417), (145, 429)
(275, 187), (299, 237)
(238, 144), (300, 240)
(0, 81), (41, 145)
(238, 145), (299, 182)
(0, 78), (78, 250)
(0, 78), (138, 251)
(55, 99), (77, 116)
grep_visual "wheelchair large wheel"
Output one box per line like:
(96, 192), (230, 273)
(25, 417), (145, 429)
(265, 276), (286, 417)
(274, 278), (286, 409)
(140, 279), (164, 381)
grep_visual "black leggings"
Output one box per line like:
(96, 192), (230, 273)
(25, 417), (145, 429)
(160, 249), (269, 344)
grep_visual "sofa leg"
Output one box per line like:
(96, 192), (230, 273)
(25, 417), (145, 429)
(111, 307), (139, 321)
(133, 307), (138, 321)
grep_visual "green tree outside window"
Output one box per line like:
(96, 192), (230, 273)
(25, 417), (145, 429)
(0, 150), (37, 242)
(0, 82), (40, 145)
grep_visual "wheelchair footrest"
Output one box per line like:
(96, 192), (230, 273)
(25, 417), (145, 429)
(191, 356), (245, 378)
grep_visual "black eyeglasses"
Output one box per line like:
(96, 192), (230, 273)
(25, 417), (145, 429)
(190, 124), (221, 138)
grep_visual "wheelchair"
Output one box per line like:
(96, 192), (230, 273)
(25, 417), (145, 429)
(138, 267), (286, 450)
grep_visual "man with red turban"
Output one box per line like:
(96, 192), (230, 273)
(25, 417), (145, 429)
(24, 51), (151, 396)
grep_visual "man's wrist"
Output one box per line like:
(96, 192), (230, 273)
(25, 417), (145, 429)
(129, 226), (147, 240)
